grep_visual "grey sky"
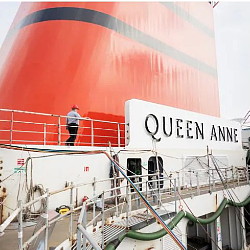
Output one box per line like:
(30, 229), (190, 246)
(0, 2), (249, 119)
(0, 2), (19, 46)
(214, 2), (250, 119)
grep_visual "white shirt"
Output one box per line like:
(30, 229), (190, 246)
(66, 110), (81, 125)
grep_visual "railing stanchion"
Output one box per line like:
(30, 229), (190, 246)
(91, 120), (94, 146)
(135, 177), (140, 209)
(114, 177), (119, 217)
(58, 116), (61, 145)
(212, 169), (215, 191)
(117, 123), (121, 147)
(101, 191), (105, 249)
(44, 188), (49, 250)
(177, 172), (180, 193)
(225, 169), (228, 187)
(43, 123), (47, 145)
(189, 171), (192, 189)
(83, 204), (87, 250)
(246, 166), (249, 183)
(232, 167), (235, 188)
(70, 182), (74, 241)
(77, 203), (87, 250)
(126, 182), (129, 229)
(146, 180), (149, 221)
(196, 172), (200, 195)
(17, 200), (23, 250)
(174, 178), (177, 213)
(208, 168), (211, 193)
(76, 226), (82, 250)
(92, 177), (96, 226)
(10, 111), (14, 144)
(237, 168), (240, 186)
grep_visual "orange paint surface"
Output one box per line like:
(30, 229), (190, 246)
(0, 2), (220, 146)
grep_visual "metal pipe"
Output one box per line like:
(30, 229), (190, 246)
(212, 169), (215, 191)
(113, 167), (119, 217)
(91, 120), (94, 146)
(101, 191), (105, 249)
(155, 153), (161, 207)
(174, 179), (177, 213)
(44, 188), (49, 250)
(126, 183), (129, 229)
(0, 208), (20, 233)
(78, 224), (102, 250)
(0, 108), (126, 125)
(77, 203), (87, 250)
(23, 225), (47, 248)
(117, 123), (121, 147)
(58, 116), (61, 145)
(76, 227), (82, 250)
(17, 200), (23, 250)
(146, 180), (149, 221)
(196, 172), (200, 195)
(43, 123), (47, 145)
(10, 111), (14, 144)
(82, 204), (87, 250)
(105, 196), (250, 250)
(70, 182), (74, 241)
(93, 177), (96, 226)
(23, 194), (47, 208)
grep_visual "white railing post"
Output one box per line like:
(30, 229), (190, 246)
(77, 203), (87, 250)
(232, 167), (235, 188)
(92, 177), (96, 225)
(10, 111), (14, 144)
(126, 183), (129, 229)
(58, 116), (61, 145)
(17, 200), (23, 250)
(44, 189), (49, 250)
(212, 169), (215, 191)
(43, 123), (47, 145)
(76, 226), (82, 250)
(82, 204), (87, 250)
(91, 120), (94, 146)
(246, 167), (249, 183)
(113, 172), (119, 217)
(146, 180), (149, 221)
(117, 123), (121, 147)
(237, 168), (240, 186)
(177, 172), (180, 193)
(225, 169), (228, 187)
(189, 171), (192, 189)
(196, 172), (200, 195)
(174, 178), (177, 213)
(70, 182), (74, 241)
(101, 191), (105, 249)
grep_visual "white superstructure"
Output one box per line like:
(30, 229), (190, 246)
(0, 99), (249, 250)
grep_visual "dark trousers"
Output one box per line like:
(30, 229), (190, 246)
(66, 123), (78, 146)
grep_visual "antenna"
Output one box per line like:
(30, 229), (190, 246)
(209, 1), (219, 8)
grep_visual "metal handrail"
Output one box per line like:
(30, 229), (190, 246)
(0, 165), (248, 249)
(0, 108), (127, 125)
(0, 108), (127, 147)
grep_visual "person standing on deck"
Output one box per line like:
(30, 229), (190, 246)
(66, 105), (81, 146)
